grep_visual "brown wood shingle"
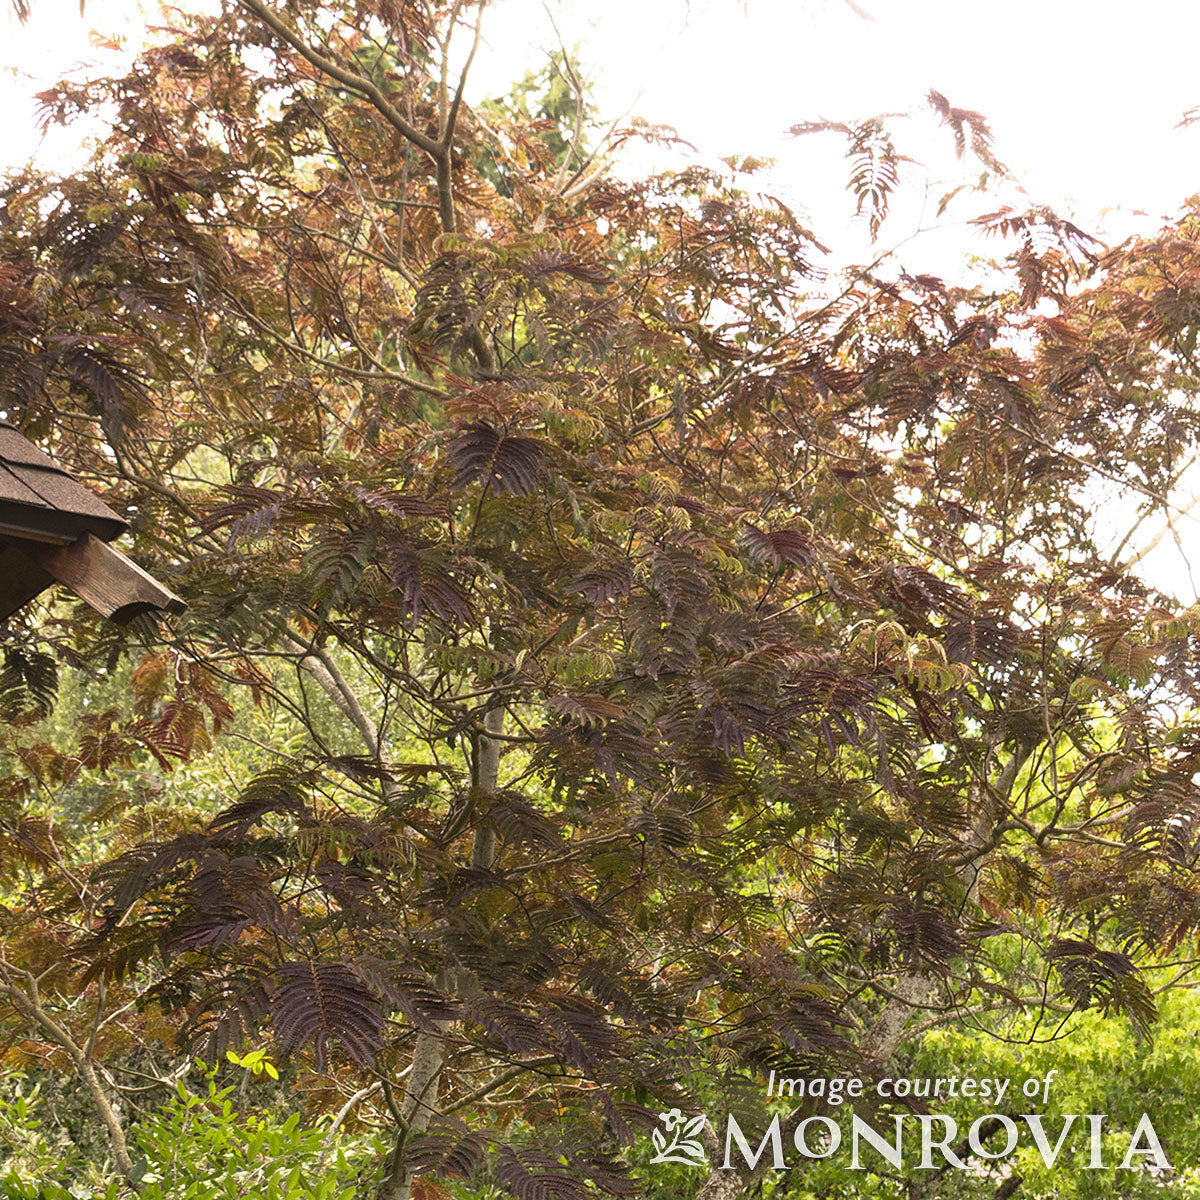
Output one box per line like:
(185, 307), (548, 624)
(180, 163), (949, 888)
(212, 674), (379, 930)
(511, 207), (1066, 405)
(0, 422), (127, 544)
(0, 423), (183, 622)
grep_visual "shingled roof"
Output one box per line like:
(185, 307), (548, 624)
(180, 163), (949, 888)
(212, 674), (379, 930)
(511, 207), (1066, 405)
(0, 422), (184, 623)
(0, 422), (128, 544)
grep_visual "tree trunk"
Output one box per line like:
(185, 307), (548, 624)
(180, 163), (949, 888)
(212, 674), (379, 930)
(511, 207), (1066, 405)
(375, 705), (504, 1200)
(77, 1056), (136, 1179)
(0, 978), (136, 1181)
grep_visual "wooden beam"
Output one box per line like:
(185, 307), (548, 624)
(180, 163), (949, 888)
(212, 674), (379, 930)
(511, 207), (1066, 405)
(29, 533), (186, 623)
(0, 517), (75, 546)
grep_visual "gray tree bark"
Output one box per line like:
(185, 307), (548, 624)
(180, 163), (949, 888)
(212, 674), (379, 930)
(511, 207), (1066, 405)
(376, 705), (504, 1200)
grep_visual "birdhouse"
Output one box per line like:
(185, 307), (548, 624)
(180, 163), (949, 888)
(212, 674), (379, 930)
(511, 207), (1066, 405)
(0, 422), (185, 623)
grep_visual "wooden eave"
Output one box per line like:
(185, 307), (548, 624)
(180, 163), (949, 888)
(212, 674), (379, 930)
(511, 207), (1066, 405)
(0, 423), (185, 624)
(0, 423), (128, 543)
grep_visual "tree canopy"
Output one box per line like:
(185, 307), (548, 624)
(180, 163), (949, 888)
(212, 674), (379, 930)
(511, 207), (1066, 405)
(2, 3), (1200, 1199)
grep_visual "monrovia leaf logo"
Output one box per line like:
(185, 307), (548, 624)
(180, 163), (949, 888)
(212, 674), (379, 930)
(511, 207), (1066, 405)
(649, 1108), (708, 1167)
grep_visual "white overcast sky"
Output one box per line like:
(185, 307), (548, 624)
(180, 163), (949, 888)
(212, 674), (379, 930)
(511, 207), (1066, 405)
(4, 0), (1200, 598)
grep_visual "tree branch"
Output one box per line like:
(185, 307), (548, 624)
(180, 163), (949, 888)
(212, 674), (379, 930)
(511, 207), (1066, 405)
(281, 631), (381, 757)
(236, 0), (443, 158)
(0, 969), (135, 1179)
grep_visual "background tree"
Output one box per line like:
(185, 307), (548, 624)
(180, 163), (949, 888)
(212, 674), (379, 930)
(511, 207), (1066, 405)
(2, 2), (1200, 1198)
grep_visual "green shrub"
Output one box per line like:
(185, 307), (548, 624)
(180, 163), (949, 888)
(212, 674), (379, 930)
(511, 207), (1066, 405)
(0, 1065), (377, 1200)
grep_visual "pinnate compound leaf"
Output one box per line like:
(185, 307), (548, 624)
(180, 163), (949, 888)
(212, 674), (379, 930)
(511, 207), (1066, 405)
(271, 961), (384, 1070)
(209, 769), (311, 834)
(450, 423), (544, 496)
(740, 523), (813, 568)
(406, 1122), (487, 1178)
(495, 1147), (594, 1200)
